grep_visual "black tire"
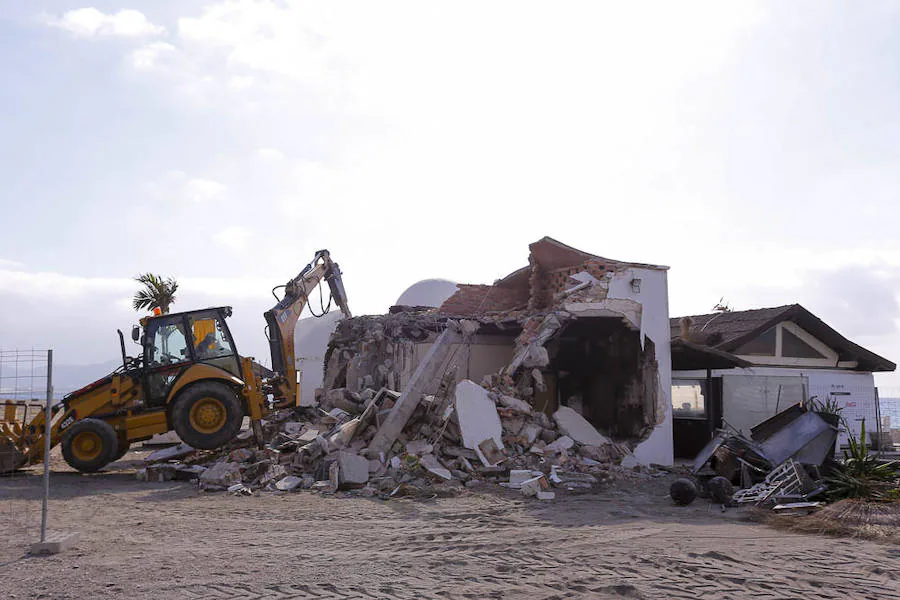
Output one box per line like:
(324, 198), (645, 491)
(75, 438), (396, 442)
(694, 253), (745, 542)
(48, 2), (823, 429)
(171, 382), (243, 450)
(61, 418), (119, 473)
(111, 440), (131, 462)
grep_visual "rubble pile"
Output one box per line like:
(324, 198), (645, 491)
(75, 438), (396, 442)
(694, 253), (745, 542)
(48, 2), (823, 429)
(139, 374), (632, 500)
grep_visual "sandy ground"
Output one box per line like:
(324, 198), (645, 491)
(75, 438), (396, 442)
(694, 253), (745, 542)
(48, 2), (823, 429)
(2, 449), (899, 600)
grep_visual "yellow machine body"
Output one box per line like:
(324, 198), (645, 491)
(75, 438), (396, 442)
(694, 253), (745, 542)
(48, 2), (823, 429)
(0, 249), (349, 474)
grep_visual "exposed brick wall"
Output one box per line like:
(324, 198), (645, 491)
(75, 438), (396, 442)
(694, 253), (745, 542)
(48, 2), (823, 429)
(545, 259), (611, 297)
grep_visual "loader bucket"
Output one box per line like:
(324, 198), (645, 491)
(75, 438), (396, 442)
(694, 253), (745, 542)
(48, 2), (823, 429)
(1, 401), (32, 473)
(0, 436), (27, 473)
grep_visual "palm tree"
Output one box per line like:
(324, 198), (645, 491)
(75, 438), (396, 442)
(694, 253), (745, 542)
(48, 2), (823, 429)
(132, 273), (179, 314)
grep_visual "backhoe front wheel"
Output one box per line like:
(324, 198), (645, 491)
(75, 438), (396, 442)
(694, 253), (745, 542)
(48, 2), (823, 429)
(171, 382), (243, 450)
(61, 418), (118, 473)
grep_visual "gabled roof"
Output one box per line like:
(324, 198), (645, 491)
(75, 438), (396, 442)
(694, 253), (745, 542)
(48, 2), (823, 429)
(671, 304), (895, 372)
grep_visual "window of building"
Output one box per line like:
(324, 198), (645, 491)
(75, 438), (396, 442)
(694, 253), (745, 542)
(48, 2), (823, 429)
(672, 381), (707, 418)
(782, 327), (827, 359)
(735, 326), (776, 356)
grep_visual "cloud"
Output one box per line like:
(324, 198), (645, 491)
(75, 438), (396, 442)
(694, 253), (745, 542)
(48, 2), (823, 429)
(182, 178), (227, 202)
(0, 258), (25, 270)
(256, 148), (284, 161)
(212, 226), (252, 252)
(45, 8), (165, 38)
(131, 42), (176, 70)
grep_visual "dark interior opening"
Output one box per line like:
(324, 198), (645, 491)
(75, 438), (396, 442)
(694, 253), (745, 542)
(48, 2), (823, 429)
(547, 318), (658, 443)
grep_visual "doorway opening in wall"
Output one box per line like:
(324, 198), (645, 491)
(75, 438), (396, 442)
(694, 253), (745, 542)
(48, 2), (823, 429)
(546, 317), (658, 444)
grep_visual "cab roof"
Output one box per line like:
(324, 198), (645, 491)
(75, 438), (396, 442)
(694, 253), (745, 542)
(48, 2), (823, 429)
(143, 306), (233, 321)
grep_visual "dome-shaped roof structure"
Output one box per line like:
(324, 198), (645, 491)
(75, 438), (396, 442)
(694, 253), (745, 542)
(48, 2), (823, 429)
(396, 278), (459, 308)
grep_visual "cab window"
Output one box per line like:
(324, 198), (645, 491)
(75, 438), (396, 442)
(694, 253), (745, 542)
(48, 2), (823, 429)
(146, 318), (190, 368)
(188, 313), (239, 376)
(191, 316), (235, 359)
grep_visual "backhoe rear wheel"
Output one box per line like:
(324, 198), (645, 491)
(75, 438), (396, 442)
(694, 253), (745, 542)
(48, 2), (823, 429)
(171, 382), (243, 450)
(61, 418), (118, 473)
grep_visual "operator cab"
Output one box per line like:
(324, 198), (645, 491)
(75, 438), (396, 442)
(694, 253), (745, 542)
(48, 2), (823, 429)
(139, 307), (241, 406)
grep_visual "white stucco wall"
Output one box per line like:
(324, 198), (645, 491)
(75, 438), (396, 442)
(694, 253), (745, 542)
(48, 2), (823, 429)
(721, 373), (806, 435)
(607, 267), (673, 466)
(674, 366), (879, 445)
(807, 370), (877, 446)
(294, 312), (345, 406)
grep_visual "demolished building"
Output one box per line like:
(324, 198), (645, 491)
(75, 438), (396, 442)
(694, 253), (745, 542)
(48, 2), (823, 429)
(320, 237), (673, 465)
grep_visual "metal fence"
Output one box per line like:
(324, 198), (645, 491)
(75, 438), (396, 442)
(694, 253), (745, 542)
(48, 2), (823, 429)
(0, 349), (53, 558)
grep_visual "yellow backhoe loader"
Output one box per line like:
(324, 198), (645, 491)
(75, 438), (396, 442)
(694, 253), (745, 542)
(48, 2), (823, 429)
(0, 250), (350, 474)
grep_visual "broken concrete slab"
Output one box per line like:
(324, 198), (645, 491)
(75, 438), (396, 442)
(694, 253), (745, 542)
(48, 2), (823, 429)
(498, 395), (532, 414)
(545, 436), (574, 453)
(419, 454), (452, 481)
(145, 442), (194, 463)
(275, 475), (303, 491)
(553, 406), (611, 446)
(337, 452), (369, 489)
(174, 464), (207, 481)
(145, 464), (177, 482)
(476, 437), (506, 467)
(199, 462), (242, 489)
(297, 428), (321, 443)
(536, 491), (555, 501)
(455, 380), (504, 457)
(509, 470), (535, 486)
(367, 327), (461, 457)
(620, 454), (640, 469)
(405, 440), (433, 456)
(520, 423), (542, 445)
(520, 475), (549, 497)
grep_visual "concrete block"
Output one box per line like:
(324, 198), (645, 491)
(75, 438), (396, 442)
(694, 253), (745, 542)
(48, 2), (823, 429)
(199, 461), (242, 488)
(520, 476), (549, 497)
(145, 464), (177, 482)
(275, 475), (303, 491)
(553, 406), (611, 446)
(30, 532), (80, 555)
(536, 491), (556, 501)
(509, 469), (534, 485)
(455, 380), (504, 457)
(337, 451), (369, 489)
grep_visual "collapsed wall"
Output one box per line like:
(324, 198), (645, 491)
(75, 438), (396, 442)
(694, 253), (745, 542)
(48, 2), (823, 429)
(320, 239), (672, 461)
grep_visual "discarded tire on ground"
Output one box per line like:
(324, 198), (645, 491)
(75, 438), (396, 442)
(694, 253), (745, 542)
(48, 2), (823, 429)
(707, 476), (734, 504)
(670, 478), (698, 506)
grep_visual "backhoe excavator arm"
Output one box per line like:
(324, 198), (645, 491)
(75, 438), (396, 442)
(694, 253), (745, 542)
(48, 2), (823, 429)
(262, 250), (351, 404)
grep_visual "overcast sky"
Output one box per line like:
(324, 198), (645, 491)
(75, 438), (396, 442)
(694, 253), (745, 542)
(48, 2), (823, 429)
(2, 1), (900, 389)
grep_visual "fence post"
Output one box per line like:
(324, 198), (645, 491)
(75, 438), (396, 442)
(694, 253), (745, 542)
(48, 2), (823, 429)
(40, 349), (53, 544)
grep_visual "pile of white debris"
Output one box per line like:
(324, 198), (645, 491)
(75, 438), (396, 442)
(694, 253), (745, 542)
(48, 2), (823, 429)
(138, 378), (640, 500)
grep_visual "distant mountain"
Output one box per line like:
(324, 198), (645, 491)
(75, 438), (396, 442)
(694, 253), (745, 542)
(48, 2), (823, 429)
(52, 360), (120, 398)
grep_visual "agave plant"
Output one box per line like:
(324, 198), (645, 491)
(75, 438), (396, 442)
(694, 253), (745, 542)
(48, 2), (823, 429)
(825, 420), (899, 501)
(809, 395), (843, 417)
